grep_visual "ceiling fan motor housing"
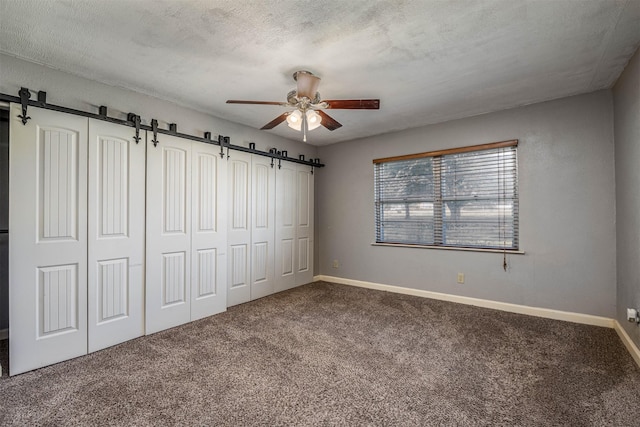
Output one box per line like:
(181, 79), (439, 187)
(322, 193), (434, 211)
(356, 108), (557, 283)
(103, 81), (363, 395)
(287, 89), (321, 106)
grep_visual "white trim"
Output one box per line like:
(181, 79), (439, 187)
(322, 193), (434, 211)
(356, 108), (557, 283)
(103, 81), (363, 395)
(314, 275), (614, 328)
(614, 321), (640, 368)
(371, 242), (525, 255)
(0, 328), (7, 341)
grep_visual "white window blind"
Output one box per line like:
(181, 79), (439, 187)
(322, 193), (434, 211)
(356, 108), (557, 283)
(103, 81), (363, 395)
(374, 140), (519, 250)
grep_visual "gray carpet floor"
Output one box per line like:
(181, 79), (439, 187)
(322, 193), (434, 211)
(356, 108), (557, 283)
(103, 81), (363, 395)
(0, 281), (639, 426)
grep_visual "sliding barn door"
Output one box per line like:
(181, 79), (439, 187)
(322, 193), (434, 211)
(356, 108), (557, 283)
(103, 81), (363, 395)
(274, 163), (315, 292)
(190, 142), (227, 320)
(250, 154), (275, 300)
(274, 162), (297, 292)
(87, 119), (145, 352)
(9, 105), (88, 375)
(147, 134), (227, 332)
(295, 165), (314, 286)
(227, 151), (251, 306)
(146, 133), (192, 334)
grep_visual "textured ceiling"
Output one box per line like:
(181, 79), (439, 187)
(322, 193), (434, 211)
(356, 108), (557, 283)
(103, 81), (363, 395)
(1, 0), (639, 146)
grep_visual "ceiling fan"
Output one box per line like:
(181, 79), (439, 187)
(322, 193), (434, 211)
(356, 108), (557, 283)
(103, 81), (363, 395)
(226, 70), (380, 142)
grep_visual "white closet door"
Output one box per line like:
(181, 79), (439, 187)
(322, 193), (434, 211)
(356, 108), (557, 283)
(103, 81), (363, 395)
(295, 165), (314, 286)
(87, 119), (145, 352)
(146, 133), (191, 334)
(191, 143), (227, 320)
(250, 155), (275, 300)
(9, 105), (88, 375)
(227, 151), (251, 306)
(274, 162), (297, 292)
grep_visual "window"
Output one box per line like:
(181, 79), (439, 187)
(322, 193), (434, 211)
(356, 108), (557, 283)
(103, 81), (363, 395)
(374, 140), (518, 250)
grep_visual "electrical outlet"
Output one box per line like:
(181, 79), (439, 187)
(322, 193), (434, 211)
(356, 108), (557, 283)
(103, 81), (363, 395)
(332, 260), (339, 269)
(457, 273), (465, 284)
(628, 308), (640, 325)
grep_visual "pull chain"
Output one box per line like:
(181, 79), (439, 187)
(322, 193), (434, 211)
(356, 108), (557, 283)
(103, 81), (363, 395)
(303, 111), (308, 143)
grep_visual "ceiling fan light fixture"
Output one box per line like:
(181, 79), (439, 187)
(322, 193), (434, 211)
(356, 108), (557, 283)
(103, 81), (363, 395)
(306, 110), (322, 130)
(286, 109), (302, 131)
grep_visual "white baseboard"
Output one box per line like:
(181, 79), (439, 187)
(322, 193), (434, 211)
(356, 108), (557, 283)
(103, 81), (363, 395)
(314, 275), (640, 368)
(614, 321), (640, 368)
(314, 275), (614, 328)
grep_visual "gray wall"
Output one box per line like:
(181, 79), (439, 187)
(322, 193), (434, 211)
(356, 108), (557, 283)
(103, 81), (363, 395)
(0, 54), (317, 332)
(0, 53), (629, 326)
(317, 90), (617, 317)
(614, 47), (640, 348)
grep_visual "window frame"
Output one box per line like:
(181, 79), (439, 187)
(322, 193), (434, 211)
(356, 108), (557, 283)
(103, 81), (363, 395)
(373, 140), (520, 252)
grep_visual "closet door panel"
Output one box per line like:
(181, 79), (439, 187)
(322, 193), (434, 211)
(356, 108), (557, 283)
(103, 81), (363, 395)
(9, 105), (88, 375)
(295, 165), (314, 286)
(191, 144), (227, 320)
(227, 151), (251, 306)
(250, 155), (275, 300)
(275, 163), (296, 292)
(146, 134), (191, 334)
(88, 119), (145, 352)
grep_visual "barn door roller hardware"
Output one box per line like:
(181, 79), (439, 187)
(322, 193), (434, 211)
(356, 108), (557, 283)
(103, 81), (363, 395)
(127, 113), (142, 144)
(218, 135), (225, 158)
(17, 88), (48, 125)
(0, 87), (323, 167)
(151, 119), (159, 147)
(269, 148), (276, 168)
(18, 87), (31, 125)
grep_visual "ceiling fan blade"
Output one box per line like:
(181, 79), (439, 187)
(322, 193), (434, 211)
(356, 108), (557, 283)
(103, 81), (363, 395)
(324, 99), (380, 109)
(295, 71), (321, 99)
(227, 100), (287, 106)
(261, 113), (289, 130)
(317, 110), (342, 131)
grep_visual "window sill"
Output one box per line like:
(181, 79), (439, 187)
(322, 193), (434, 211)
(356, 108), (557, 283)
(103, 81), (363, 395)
(371, 242), (525, 254)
